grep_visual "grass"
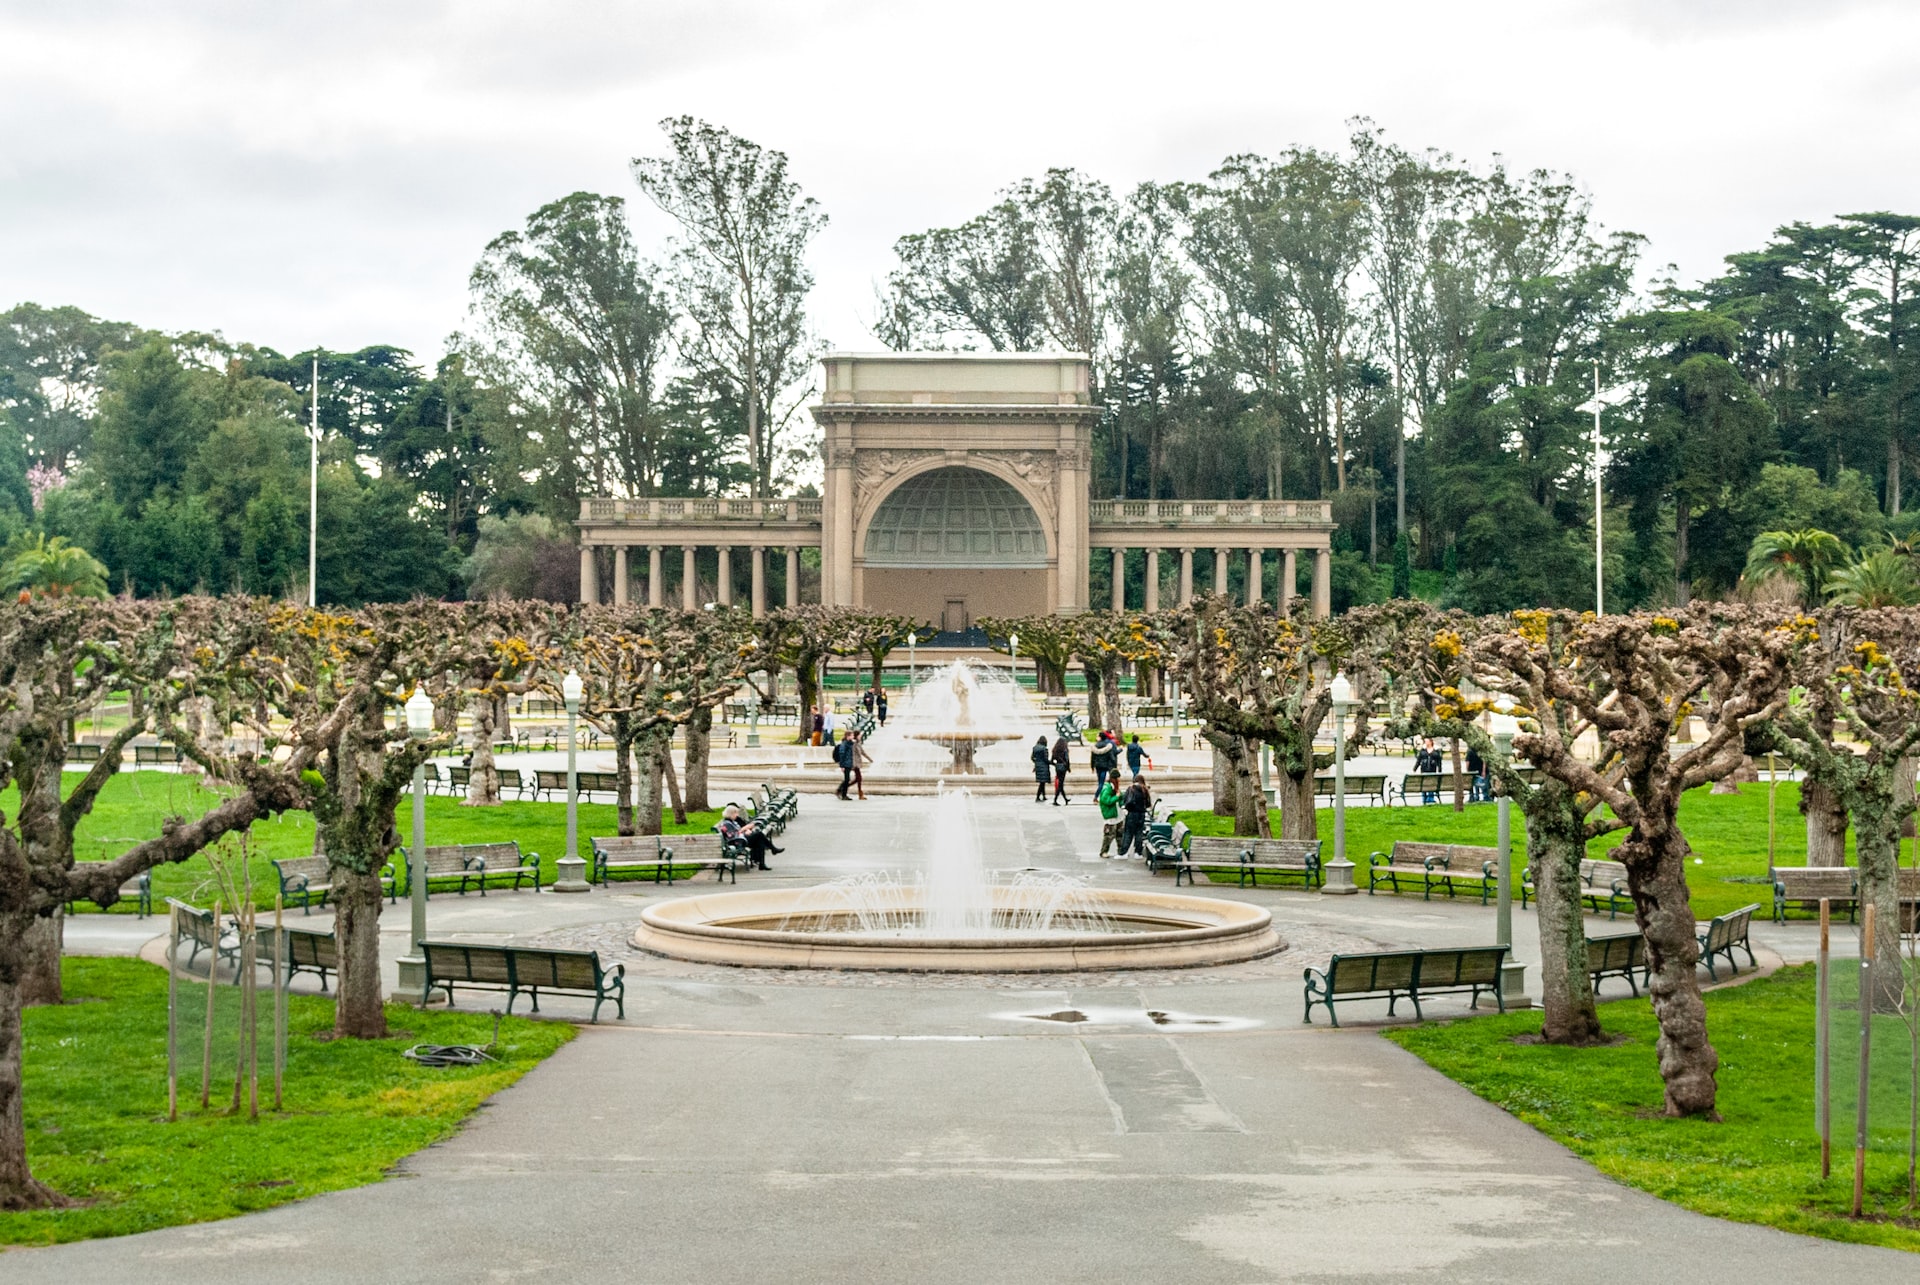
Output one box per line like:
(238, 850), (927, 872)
(1173, 780), (1890, 919)
(1, 956), (574, 1247)
(17, 771), (724, 912)
(1385, 964), (1920, 1253)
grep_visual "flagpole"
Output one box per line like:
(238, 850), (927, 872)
(308, 355), (319, 608)
(1592, 358), (1603, 616)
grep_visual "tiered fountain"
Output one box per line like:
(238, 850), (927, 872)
(901, 665), (1028, 774)
(631, 788), (1284, 972)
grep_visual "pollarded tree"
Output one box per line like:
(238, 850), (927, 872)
(835, 611), (922, 696)
(1383, 604), (1628, 1046)
(978, 615), (1075, 696)
(1755, 607), (1920, 1006)
(0, 597), (319, 1210)
(1517, 606), (1793, 1116)
(1070, 611), (1160, 736)
(260, 603), (516, 1039)
(458, 601), (556, 806)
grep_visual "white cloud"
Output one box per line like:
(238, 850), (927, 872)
(2, 0), (1915, 362)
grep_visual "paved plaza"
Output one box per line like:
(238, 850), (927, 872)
(24, 791), (1905, 1282)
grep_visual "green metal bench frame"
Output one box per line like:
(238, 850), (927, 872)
(1304, 945), (1509, 1026)
(420, 941), (625, 1023)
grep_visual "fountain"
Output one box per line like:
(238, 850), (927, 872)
(631, 788), (1285, 972)
(900, 662), (1028, 775)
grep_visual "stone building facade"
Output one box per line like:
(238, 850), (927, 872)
(575, 353), (1337, 627)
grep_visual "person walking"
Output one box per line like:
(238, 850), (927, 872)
(876, 691), (889, 726)
(1118, 773), (1153, 857)
(833, 733), (856, 800)
(822, 704), (839, 747)
(1096, 769), (1123, 857)
(862, 688), (875, 715)
(849, 729), (872, 800)
(1089, 731), (1117, 785)
(1030, 735), (1051, 803)
(1125, 733), (1148, 778)
(809, 708), (824, 747)
(1050, 735), (1072, 805)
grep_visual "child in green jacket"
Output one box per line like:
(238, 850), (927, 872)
(1096, 770), (1123, 857)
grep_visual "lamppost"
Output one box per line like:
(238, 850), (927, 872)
(1491, 696), (1532, 1006)
(555, 669), (590, 892)
(1168, 672), (1183, 749)
(907, 631), (917, 688)
(396, 685), (436, 998)
(745, 640), (761, 749)
(1009, 632), (1019, 692)
(1322, 672), (1359, 894)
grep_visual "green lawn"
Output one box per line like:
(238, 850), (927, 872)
(2, 956), (574, 1247)
(1385, 964), (1920, 1253)
(23, 771), (724, 912)
(1174, 780), (1880, 919)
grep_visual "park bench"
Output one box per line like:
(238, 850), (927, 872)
(1312, 774), (1389, 806)
(740, 795), (785, 836)
(1772, 866), (1859, 923)
(419, 941), (625, 1023)
(1586, 931), (1648, 997)
(1134, 703), (1174, 725)
(167, 898), (241, 971)
(66, 869), (152, 918)
(1143, 820), (1191, 873)
(1303, 945), (1509, 1026)
(1389, 771), (1465, 806)
(1367, 842), (1501, 903)
(1175, 836), (1322, 889)
(532, 769), (622, 801)
(1697, 903), (1760, 981)
(658, 832), (745, 883)
(402, 841), (542, 897)
(251, 923), (338, 991)
(271, 855), (400, 915)
(65, 742), (105, 765)
(1519, 857), (1635, 920)
(134, 744), (182, 766)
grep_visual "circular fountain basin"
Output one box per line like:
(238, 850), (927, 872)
(632, 886), (1284, 972)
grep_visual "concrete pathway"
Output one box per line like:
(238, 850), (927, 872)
(15, 791), (1896, 1281)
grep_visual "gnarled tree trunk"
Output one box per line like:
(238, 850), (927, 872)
(684, 708), (711, 813)
(465, 695), (501, 807)
(1211, 741), (1235, 816)
(1528, 798), (1602, 1045)
(1803, 778), (1848, 866)
(633, 730), (666, 836)
(17, 914), (60, 1008)
(1621, 827), (1717, 1117)
(0, 950), (66, 1210)
(1278, 769), (1318, 841)
(331, 866), (389, 1039)
(1853, 801), (1908, 1012)
(1233, 736), (1270, 839)
(1104, 665), (1124, 739)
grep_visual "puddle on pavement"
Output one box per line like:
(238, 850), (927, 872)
(994, 1006), (1260, 1033)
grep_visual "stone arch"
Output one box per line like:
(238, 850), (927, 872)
(853, 456), (1055, 565)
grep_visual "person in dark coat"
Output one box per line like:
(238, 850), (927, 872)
(876, 691), (889, 726)
(1125, 734), (1147, 777)
(1031, 735), (1051, 803)
(1118, 774), (1153, 856)
(1050, 735), (1072, 805)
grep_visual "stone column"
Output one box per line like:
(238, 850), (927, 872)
(786, 547), (800, 607)
(681, 545), (697, 610)
(751, 547), (766, 619)
(1145, 549), (1160, 611)
(579, 545), (597, 604)
(1213, 547), (1229, 596)
(1247, 549), (1263, 607)
(1312, 548), (1331, 619)
(1178, 548), (1194, 606)
(1282, 549), (1297, 614)
(612, 546), (629, 606)
(648, 545), (663, 608)
(824, 437), (855, 605)
(717, 546), (733, 606)
(1110, 547), (1125, 611)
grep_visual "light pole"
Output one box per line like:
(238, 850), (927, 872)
(907, 631), (917, 689)
(555, 669), (590, 892)
(1322, 672), (1359, 894)
(1491, 696), (1531, 1006)
(1009, 632), (1019, 691)
(1168, 672), (1183, 750)
(396, 685), (436, 998)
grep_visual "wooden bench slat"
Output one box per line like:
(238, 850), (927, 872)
(420, 941), (624, 1023)
(1304, 945), (1510, 1025)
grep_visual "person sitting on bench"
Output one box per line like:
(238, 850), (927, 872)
(719, 804), (782, 870)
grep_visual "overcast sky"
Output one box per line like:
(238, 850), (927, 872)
(3, 0), (1914, 365)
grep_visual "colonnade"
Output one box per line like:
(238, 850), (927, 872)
(578, 543), (810, 617)
(1101, 545), (1331, 618)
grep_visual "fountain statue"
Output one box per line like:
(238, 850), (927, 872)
(902, 661), (1027, 775)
